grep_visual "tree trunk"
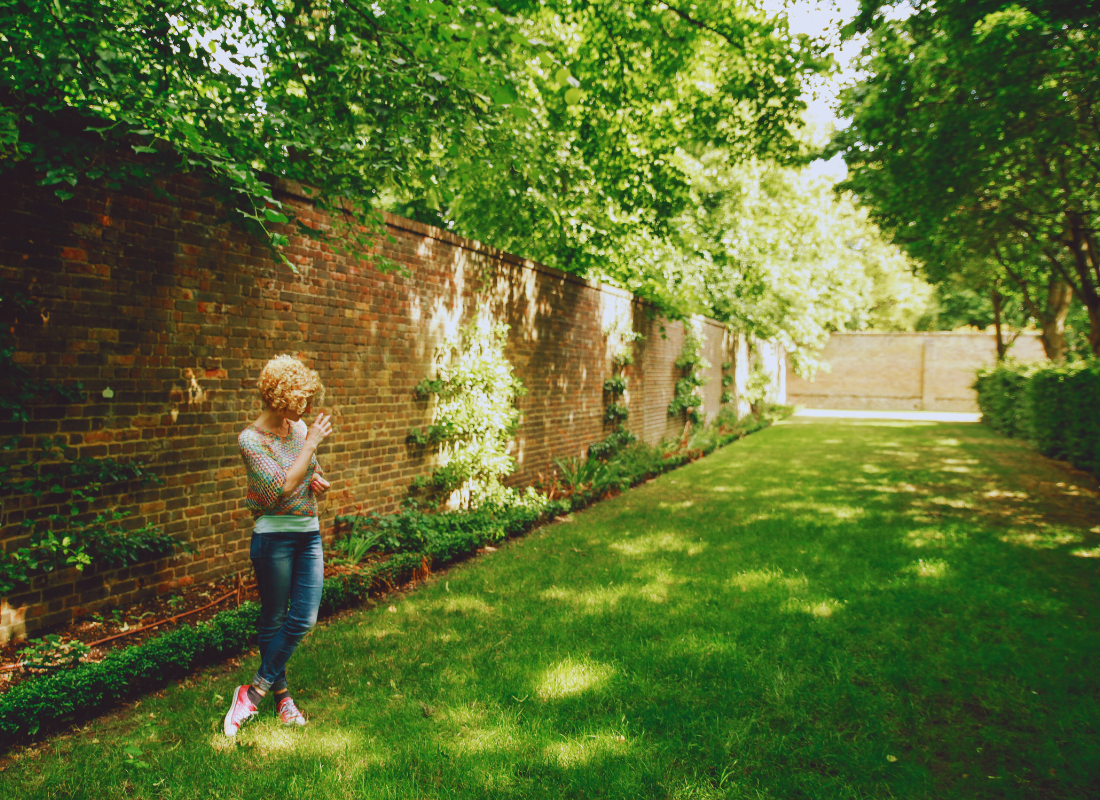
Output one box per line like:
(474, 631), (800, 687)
(1060, 209), (1100, 357)
(990, 287), (1007, 360)
(1039, 278), (1072, 361)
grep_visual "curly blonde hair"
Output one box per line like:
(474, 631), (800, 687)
(258, 355), (325, 414)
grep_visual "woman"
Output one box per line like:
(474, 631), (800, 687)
(224, 355), (333, 737)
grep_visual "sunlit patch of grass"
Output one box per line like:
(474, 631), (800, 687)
(729, 567), (808, 594)
(1071, 546), (1100, 558)
(904, 527), (968, 549)
(904, 558), (949, 579)
(544, 732), (630, 768)
(610, 531), (707, 556)
(999, 527), (1084, 549)
(6, 418), (1100, 800)
(784, 597), (846, 618)
(927, 495), (973, 509)
(656, 499), (695, 510)
(535, 658), (614, 700)
(431, 595), (495, 615)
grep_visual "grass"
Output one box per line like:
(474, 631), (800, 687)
(2, 418), (1099, 799)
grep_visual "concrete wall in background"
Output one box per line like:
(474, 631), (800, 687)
(786, 332), (1046, 412)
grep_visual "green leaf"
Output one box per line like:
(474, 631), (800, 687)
(263, 208), (289, 224)
(564, 88), (582, 105)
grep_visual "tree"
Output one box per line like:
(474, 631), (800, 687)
(388, 0), (832, 294)
(833, 0), (1100, 358)
(1, 0), (530, 264)
(671, 154), (931, 374)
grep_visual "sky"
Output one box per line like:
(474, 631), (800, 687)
(760, 0), (866, 180)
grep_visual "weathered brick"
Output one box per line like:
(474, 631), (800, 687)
(0, 171), (760, 642)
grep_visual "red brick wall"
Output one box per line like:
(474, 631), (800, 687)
(0, 172), (737, 642)
(786, 332), (1045, 412)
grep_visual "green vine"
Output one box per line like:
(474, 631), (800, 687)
(602, 317), (642, 428)
(720, 360), (734, 405)
(408, 320), (530, 508)
(667, 319), (711, 426)
(745, 348), (776, 413)
(0, 280), (190, 596)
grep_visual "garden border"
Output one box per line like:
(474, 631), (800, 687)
(0, 414), (777, 749)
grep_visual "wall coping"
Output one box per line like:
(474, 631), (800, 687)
(825, 331), (1043, 338)
(274, 178), (717, 323)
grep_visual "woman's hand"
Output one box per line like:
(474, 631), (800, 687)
(305, 412), (333, 449)
(310, 474), (331, 497)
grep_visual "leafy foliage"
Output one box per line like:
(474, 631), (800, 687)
(976, 360), (1100, 474)
(1, 0), (532, 266)
(744, 352), (776, 412)
(668, 320), (710, 425)
(413, 0), (830, 292)
(587, 429), (638, 462)
(18, 635), (90, 672)
(409, 320), (526, 507)
(673, 157), (932, 374)
(834, 0), (1100, 357)
(0, 439), (190, 596)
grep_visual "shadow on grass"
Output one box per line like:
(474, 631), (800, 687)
(5, 419), (1099, 800)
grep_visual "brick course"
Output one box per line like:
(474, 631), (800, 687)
(0, 171), (751, 642)
(786, 331), (1046, 412)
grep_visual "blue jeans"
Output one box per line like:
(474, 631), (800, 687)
(249, 529), (324, 693)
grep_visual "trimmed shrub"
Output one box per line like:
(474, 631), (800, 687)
(0, 406), (786, 747)
(976, 361), (1100, 473)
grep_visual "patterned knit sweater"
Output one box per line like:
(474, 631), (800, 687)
(238, 420), (319, 518)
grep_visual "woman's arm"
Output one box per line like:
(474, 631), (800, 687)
(282, 413), (332, 495)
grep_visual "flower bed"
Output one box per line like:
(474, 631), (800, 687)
(0, 407), (788, 748)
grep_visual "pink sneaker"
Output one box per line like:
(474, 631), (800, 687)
(277, 695), (307, 727)
(223, 685), (258, 737)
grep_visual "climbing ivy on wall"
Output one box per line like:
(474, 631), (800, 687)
(668, 319), (710, 426)
(745, 346), (776, 412)
(0, 280), (189, 596)
(720, 361), (734, 405)
(409, 320), (534, 508)
(589, 317), (643, 460)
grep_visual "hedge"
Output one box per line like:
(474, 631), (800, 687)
(0, 411), (784, 747)
(975, 361), (1100, 474)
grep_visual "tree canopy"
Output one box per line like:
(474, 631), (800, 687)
(2, 0), (933, 368)
(832, 0), (1100, 359)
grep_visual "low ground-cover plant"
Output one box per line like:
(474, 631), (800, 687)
(1, 406), (785, 748)
(976, 360), (1100, 473)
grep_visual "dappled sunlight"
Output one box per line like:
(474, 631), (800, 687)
(536, 657), (615, 700)
(425, 595), (496, 615)
(730, 568), (808, 594)
(656, 499), (696, 511)
(611, 531), (708, 557)
(449, 722), (521, 756)
(204, 725), (370, 761)
(784, 597), (845, 618)
(869, 482), (919, 494)
(999, 528), (1084, 550)
(904, 559), (949, 579)
(539, 583), (632, 613)
(543, 732), (630, 768)
(1071, 546), (1100, 558)
(904, 527), (968, 549)
(927, 495), (973, 510)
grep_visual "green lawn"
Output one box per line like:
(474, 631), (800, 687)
(3, 418), (1099, 799)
